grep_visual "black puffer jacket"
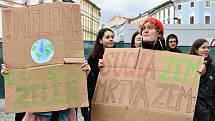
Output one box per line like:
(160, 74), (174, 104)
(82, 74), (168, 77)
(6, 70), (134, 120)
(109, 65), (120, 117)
(193, 62), (215, 121)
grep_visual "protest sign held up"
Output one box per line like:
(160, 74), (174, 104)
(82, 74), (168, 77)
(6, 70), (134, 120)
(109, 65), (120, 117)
(2, 2), (88, 112)
(92, 48), (203, 121)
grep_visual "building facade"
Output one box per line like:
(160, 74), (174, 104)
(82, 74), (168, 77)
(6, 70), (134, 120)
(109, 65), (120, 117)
(77, 0), (100, 41)
(103, 16), (127, 28)
(129, 13), (148, 26)
(174, 0), (215, 24)
(149, 1), (175, 24)
(112, 22), (138, 43)
(164, 24), (215, 45)
(128, 1), (175, 26)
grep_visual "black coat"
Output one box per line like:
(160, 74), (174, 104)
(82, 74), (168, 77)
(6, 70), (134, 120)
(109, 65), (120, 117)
(87, 56), (100, 106)
(166, 47), (182, 53)
(193, 63), (215, 121)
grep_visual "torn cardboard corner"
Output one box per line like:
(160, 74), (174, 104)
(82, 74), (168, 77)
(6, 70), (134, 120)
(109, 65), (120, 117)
(92, 48), (204, 121)
(64, 58), (85, 64)
(2, 2), (88, 113)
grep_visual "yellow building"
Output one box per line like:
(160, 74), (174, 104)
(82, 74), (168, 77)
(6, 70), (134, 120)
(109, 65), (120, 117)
(79, 0), (100, 41)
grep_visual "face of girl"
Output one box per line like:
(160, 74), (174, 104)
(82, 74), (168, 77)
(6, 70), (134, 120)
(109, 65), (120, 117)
(100, 31), (115, 48)
(134, 34), (142, 48)
(196, 42), (210, 58)
(142, 22), (158, 43)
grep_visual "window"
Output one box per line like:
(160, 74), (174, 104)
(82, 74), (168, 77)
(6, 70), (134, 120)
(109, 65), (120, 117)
(205, 16), (210, 24)
(190, 16), (194, 24)
(190, 2), (194, 7)
(178, 5), (181, 10)
(167, 19), (170, 24)
(205, 1), (210, 7)
(178, 19), (181, 24)
(168, 9), (170, 17)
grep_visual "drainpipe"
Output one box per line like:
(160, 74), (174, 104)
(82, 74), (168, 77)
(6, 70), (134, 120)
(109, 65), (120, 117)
(171, 0), (178, 24)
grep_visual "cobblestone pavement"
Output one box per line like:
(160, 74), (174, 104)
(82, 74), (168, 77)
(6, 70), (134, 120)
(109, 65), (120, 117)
(0, 99), (15, 121)
(0, 99), (85, 121)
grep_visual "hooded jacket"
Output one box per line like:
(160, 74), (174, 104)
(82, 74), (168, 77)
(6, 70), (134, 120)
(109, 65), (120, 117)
(166, 34), (182, 53)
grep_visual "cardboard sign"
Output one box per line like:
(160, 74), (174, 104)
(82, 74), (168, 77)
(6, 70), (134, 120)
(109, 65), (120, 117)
(92, 48), (203, 121)
(2, 2), (88, 112)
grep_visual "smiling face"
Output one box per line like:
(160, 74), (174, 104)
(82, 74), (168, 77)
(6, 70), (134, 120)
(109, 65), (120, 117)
(196, 42), (210, 58)
(100, 31), (115, 48)
(141, 22), (158, 43)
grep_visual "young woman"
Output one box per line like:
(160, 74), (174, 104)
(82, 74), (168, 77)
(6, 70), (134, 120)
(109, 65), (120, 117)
(131, 31), (142, 48)
(190, 39), (215, 121)
(140, 17), (166, 50)
(80, 28), (115, 121)
(166, 34), (182, 53)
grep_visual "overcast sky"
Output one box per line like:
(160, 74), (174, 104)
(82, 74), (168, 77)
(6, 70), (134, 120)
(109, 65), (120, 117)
(90, 0), (168, 24)
(14, 0), (168, 24)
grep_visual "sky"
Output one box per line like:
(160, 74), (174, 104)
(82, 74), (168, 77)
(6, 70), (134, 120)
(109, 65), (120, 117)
(90, 0), (168, 24)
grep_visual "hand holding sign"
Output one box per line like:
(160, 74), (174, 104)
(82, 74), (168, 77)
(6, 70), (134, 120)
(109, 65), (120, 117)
(1, 64), (8, 76)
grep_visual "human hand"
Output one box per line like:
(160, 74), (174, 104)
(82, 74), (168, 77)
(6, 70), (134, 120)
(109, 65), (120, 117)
(81, 60), (91, 76)
(197, 61), (207, 75)
(1, 64), (9, 76)
(98, 59), (104, 69)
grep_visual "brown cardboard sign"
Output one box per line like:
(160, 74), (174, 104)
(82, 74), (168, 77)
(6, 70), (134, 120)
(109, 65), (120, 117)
(92, 48), (203, 121)
(2, 2), (88, 112)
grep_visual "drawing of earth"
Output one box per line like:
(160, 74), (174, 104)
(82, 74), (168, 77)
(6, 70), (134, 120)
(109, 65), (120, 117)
(31, 39), (54, 64)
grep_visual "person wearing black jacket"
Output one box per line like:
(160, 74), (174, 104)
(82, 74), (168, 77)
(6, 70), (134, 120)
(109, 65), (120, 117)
(166, 34), (182, 53)
(80, 28), (115, 121)
(190, 39), (215, 121)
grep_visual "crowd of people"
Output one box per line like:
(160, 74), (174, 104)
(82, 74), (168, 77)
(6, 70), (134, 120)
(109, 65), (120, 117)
(1, 18), (215, 121)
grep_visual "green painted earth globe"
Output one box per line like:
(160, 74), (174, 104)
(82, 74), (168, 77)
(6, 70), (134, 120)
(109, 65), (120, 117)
(31, 39), (54, 64)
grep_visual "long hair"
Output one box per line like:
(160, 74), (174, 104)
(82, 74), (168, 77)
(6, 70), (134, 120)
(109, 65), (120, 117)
(131, 31), (140, 48)
(90, 28), (114, 59)
(189, 38), (212, 62)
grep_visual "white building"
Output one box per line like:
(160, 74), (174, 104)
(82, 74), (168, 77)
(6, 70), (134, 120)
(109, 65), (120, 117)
(128, 0), (176, 26)
(149, 0), (175, 24)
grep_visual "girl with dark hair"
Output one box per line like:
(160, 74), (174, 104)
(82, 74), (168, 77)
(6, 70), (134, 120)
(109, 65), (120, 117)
(166, 34), (182, 53)
(81, 28), (115, 121)
(190, 39), (215, 121)
(140, 18), (166, 50)
(131, 31), (142, 48)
